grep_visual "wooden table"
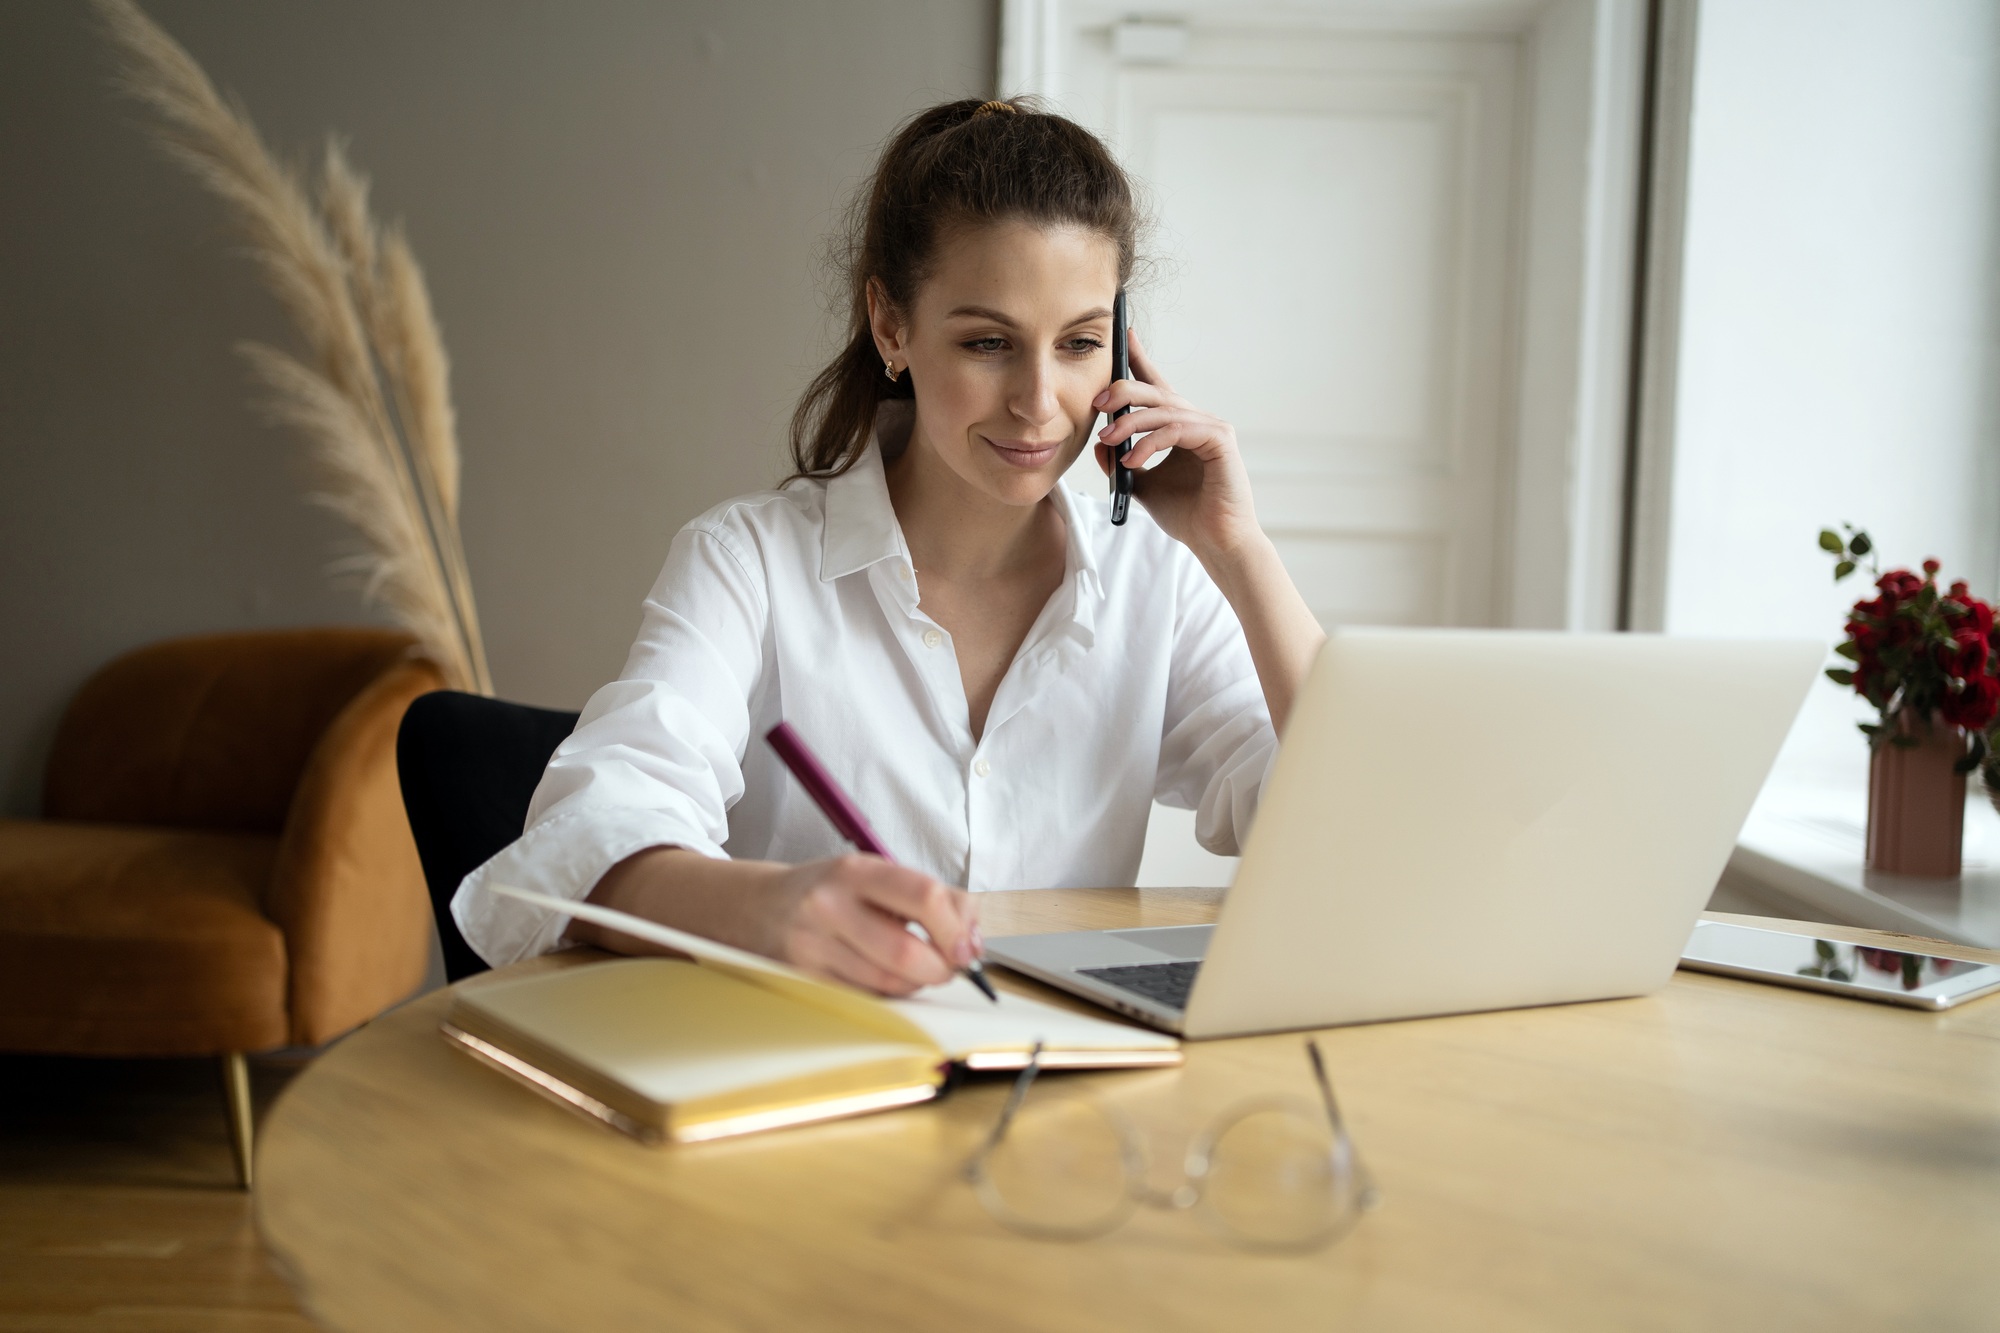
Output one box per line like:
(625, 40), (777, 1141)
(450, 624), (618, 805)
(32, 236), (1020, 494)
(256, 890), (2000, 1331)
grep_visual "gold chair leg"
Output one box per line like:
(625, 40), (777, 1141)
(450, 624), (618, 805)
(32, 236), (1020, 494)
(221, 1053), (255, 1189)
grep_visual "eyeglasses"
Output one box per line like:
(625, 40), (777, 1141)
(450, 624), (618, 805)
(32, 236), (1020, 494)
(962, 1038), (1379, 1252)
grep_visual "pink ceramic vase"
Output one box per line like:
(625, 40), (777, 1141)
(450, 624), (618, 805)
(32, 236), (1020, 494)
(1866, 712), (1966, 877)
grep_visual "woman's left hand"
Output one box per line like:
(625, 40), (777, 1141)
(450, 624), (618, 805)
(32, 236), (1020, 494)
(1092, 328), (1260, 563)
(1094, 328), (1327, 733)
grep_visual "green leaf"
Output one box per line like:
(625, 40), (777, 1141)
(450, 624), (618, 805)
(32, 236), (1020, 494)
(1815, 939), (1836, 960)
(1835, 641), (1861, 661)
(1819, 529), (1845, 553)
(1829, 968), (1852, 983)
(1850, 532), (1873, 556)
(1859, 722), (1882, 736)
(1834, 559), (1856, 580)
(1825, 668), (1856, 685)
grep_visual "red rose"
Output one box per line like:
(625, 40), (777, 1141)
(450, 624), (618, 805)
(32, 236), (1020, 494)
(1943, 630), (1988, 681)
(1942, 675), (2000, 729)
(1878, 569), (1924, 600)
(1940, 587), (1991, 630)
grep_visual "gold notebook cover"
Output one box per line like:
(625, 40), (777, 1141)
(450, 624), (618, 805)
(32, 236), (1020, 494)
(445, 886), (1181, 1144)
(445, 961), (946, 1143)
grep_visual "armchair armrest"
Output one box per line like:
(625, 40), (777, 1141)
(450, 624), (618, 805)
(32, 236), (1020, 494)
(268, 658), (447, 1046)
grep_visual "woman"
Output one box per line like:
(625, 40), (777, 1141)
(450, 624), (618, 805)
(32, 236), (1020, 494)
(455, 99), (1323, 995)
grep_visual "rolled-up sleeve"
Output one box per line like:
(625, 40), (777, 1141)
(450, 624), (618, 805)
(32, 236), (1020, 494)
(453, 519), (769, 966)
(1152, 547), (1280, 857)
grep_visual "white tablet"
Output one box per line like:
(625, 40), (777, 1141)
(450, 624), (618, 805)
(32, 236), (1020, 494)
(1680, 921), (2000, 1011)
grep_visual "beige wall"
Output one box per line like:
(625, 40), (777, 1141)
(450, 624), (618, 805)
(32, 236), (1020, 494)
(0, 0), (996, 815)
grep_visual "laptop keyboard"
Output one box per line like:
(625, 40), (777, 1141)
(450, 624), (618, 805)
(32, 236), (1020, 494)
(1078, 960), (1202, 1012)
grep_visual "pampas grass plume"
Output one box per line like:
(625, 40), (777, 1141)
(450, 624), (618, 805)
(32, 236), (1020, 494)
(95, 0), (492, 694)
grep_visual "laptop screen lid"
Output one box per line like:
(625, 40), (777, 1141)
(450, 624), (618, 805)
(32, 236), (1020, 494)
(1179, 630), (1821, 1039)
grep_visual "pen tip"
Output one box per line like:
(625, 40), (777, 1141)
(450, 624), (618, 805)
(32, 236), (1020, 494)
(967, 960), (1000, 1004)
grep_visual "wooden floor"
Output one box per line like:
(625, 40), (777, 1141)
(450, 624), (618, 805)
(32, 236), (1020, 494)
(0, 1053), (313, 1332)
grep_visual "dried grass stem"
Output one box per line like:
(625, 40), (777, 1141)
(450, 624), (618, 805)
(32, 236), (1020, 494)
(96, 0), (491, 693)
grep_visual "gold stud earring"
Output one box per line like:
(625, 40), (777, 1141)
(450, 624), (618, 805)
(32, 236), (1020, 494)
(884, 363), (900, 383)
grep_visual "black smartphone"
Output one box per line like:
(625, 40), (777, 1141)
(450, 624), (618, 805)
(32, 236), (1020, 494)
(1109, 289), (1133, 526)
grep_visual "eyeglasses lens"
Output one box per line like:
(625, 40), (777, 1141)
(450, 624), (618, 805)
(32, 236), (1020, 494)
(1199, 1106), (1356, 1249)
(973, 1096), (1133, 1239)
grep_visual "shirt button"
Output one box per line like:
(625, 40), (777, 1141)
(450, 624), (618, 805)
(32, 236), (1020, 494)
(922, 629), (943, 649)
(973, 758), (991, 778)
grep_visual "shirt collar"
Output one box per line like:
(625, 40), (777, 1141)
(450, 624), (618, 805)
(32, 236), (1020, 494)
(818, 407), (912, 584)
(1048, 471), (1105, 612)
(818, 402), (1108, 641)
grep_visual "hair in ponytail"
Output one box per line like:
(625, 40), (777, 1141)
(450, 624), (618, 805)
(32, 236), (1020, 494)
(788, 97), (1139, 478)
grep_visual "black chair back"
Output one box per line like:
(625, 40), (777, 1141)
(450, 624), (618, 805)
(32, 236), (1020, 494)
(396, 691), (579, 982)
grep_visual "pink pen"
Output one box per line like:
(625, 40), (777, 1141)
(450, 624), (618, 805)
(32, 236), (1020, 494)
(765, 722), (999, 1003)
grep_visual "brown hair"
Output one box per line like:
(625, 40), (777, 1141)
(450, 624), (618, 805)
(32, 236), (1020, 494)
(788, 97), (1139, 478)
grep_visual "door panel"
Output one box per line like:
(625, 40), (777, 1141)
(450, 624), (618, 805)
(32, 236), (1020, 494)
(1109, 37), (1522, 630)
(1141, 102), (1445, 449)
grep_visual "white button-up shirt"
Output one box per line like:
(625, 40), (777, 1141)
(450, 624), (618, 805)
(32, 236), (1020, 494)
(455, 410), (1277, 965)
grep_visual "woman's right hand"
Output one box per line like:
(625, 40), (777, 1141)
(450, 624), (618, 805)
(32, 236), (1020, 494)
(762, 854), (982, 995)
(578, 847), (981, 997)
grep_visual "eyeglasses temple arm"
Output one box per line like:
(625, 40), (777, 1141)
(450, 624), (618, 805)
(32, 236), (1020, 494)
(966, 1039), (1045, 1170)
(1308, 1038), (1381, 1207)
(1306, 1039), (1347, 1133)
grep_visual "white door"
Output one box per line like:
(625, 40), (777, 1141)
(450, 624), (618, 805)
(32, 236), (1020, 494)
(1119, 42), (1521, 629)
(1005, 0), (1649, 884)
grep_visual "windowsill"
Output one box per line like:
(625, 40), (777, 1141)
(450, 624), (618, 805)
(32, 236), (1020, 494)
(1720, 770), (2000, 948)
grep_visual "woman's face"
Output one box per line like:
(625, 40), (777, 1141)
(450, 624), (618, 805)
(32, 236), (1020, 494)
(871, 220), (1119, 511)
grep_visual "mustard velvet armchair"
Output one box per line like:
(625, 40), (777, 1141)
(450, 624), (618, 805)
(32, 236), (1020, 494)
(0, 629), (445, 1186)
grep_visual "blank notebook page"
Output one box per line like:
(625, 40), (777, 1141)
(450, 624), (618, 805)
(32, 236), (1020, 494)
(888, 977), (1181, 1061)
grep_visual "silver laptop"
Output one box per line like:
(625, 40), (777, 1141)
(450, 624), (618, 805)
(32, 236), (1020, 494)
(986, 629), (1822, 1039)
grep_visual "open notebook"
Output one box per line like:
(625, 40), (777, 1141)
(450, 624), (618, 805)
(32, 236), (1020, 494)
(442, 884), (1182, 1144)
